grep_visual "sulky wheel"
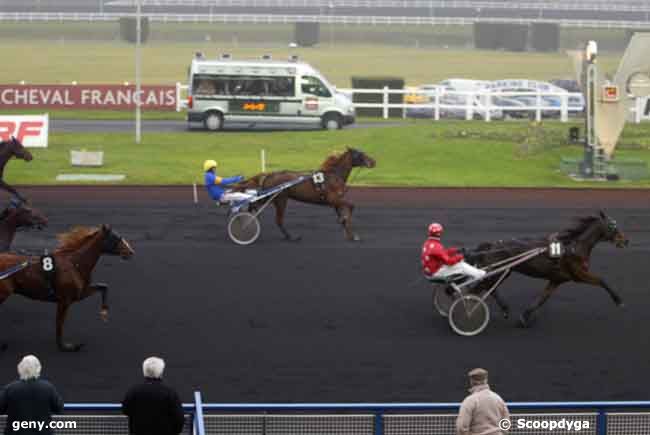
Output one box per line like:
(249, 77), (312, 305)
(448, 294), (490, 337)
(433, 285), (457, 318)
(227, 212), (261, 246)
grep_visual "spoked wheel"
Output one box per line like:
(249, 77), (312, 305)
(448, 295), (490, 336)
(227, 212), (261, 246)
(433, 285), (458, 318)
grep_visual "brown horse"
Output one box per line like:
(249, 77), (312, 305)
(0, 137), (33, 202)
(466, 211), (629, 327)
(0, 200), (48, 251)
(234, 148), (376, 241)
(0, 225), (134, 351)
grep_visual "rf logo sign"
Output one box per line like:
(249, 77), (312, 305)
(0, 115), (49, 147)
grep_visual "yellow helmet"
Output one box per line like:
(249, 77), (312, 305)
(203, 159), (217, 172)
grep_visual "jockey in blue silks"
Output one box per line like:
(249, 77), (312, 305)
(203, 159), (255, 203)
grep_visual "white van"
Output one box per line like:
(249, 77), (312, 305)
(186, 54), (355, 131)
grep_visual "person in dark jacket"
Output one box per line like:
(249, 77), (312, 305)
(0, 355), (64, 435)
(122, 357), (185, 435)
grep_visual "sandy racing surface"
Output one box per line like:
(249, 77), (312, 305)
(0, 186), (648, 403)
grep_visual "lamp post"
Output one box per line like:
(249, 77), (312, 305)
(135, 0), (142, 144)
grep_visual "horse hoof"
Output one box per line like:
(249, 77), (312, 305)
(502, 310), (510, 320)
(100, 309), (109, 322)
(518, 314), (531, 328)
(59, 343), (84, 352)
(284, 235), (302, 242)
(617, 301), (625, 309)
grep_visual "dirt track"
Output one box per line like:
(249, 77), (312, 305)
(0, 186), (648, 404)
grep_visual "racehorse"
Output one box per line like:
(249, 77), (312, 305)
(467, 211), (628, 327)
(234, 147), (376, 241)
(0, 137), (33, 202)
(0, 200), (48, 251)
(0, 225), (134, 351)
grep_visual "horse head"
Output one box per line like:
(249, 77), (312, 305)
(598, 211), (629, 248)
(8, 137), (33, 162)
(100, 224), (135, 259)
(346, 147), (376, 169)
(9, 201), (48, 230)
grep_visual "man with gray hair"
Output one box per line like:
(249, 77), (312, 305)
(122, 357), (185, 435)
(456, 368), (510, 435)
(0, 355), (64, 435)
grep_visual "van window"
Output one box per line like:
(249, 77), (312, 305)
(192, 75), (295, 97)
(301, 76), (331, 98)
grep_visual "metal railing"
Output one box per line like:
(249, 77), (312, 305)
(104, 0), (650, 12)
(199, 401), (650, 435)
(2, 12), (650, 27)
(3, 399), (650, 434)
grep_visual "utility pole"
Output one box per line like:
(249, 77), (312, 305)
(135, 0), (142, 144)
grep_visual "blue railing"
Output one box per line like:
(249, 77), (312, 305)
(38, 398), (650, 435)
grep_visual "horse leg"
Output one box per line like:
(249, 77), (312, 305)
(0, 289), (11, 351)
(335, 201), (358, 241)
(56, 302), (83, 352)
(492, 289), (511, 320)
(274, 194), (301, 242)
(572, 269), (624, 307)
(520, 281), (560, 328)
(78, 283), (109, 322)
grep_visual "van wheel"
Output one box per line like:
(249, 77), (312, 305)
(322, 113), (342, 130)
(204, 112), (223, 131)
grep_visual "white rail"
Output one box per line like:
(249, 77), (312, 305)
(2, 12), (650, 28)
(104, 0), (650, 12)
(176, 82), (650, 122)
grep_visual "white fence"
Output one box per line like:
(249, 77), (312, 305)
(175, 82), (650, 122)
(2, 12), (650, 28)
(105, 0), (650, 13)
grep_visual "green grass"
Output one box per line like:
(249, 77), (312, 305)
(0, 40), (623, 88)
(7, 121), (650, 187)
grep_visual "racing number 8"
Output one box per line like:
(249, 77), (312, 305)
(42, 256), (54, 272)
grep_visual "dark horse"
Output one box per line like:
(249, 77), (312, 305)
(467, 211), (628, 327)
(0, 200), (48, 251)
(234, 148), (376, 241)
(0, 225), (134, 351)
(0, 137), (33, 202)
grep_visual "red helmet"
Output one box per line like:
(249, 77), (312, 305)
(428, 222), (443, 237)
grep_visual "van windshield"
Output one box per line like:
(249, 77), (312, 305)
(301, 76), (332, 98)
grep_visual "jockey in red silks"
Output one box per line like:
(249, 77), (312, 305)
(421, 222), (486, 281)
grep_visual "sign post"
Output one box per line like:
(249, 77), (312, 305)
(135, 0), (142, 144)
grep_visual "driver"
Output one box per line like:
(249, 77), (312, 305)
(422, 222), (486, 281)
(203, 160), (254, 203)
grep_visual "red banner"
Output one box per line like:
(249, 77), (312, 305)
(0, 85), (177, 111)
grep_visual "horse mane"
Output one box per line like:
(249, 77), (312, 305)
(320, 150), (348, 172)
(55, 226), (100, 253)
(557, 215), (601, 242)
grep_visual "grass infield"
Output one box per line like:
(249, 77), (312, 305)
(6, 121), (650, 187)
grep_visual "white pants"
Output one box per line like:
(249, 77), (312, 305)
(432, 261), (486, 281)
(221, 190), (257, 203)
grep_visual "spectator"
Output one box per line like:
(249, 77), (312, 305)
(0, 355), (64, 435)
(456, 368), (510, 435)
(122, 357), (185, 435)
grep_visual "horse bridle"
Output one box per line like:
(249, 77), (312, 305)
(102, 229), (123, 252)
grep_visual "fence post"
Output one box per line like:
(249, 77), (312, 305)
(635, 97), (643, 124)
(561, 93), (568, 122)
(484, 91), (491, 122)
(596, 409), (607, 435)
(433, 88), (440, 121)
(535, 89), (542, 122)
(374, 411), (384, 435)
(193, 391), (206, 435)
(465, 92), (473, 121)
(383, 86), (389, 120)
(175, 82), (181, 112)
